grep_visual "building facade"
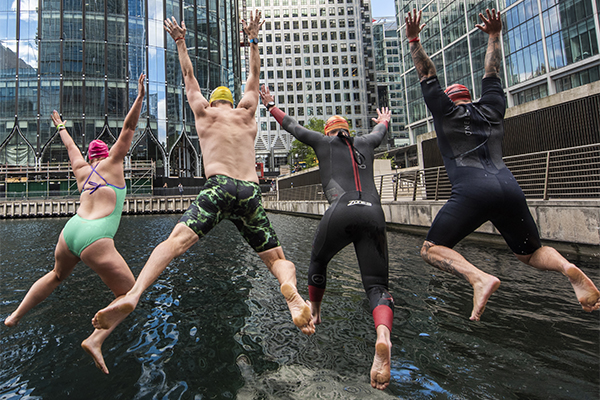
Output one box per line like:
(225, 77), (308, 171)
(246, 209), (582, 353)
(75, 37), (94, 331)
(240, 0), (378, 175)
(396, 0), (600, 144)
(373, 16), (409, 148)
(0, 0), (242, 177)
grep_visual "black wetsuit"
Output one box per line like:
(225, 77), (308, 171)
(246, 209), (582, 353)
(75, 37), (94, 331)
(272, 108), (394, 328)
(421, 76), (541, 255)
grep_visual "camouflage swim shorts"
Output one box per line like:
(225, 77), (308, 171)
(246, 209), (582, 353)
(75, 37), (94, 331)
(178, 175), (281, 253)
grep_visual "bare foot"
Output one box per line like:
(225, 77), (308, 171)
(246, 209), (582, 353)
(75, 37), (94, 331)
(92, 295), (136, 330)
(309, 300), (322, 326)
(469, 274), (501, 321)
(564, 264), (600, 312)
(280, 283), (315, 335)
(81, 337), (109, 374)
(370, 341), (391, 390)
(4, 313), (20, 327)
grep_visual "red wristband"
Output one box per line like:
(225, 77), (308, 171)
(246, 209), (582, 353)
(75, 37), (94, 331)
(175, 36), (185, 42)
(409, 37), (420, 43)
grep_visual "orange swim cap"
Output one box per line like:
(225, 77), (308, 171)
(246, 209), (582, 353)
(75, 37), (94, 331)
(324, 115), (350, 135)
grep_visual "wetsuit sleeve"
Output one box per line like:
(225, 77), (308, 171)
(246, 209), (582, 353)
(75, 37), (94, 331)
(361, 123), (388, 149)
(269, 106), (325, 147)
(421, 75), (455, 117)
(478, 76), (506, 118)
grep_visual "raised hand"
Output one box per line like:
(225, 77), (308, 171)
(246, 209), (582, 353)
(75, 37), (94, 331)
(241, 10), (264, 38)
(164, 17), (187, 42)
(372, 107), (391, 125)
(51, 110), (66, 129)
(137, 73), (146, 98)
(259, 84), (275, 107)
(405, 9), (425, 40)
(476, 8), (502, 36)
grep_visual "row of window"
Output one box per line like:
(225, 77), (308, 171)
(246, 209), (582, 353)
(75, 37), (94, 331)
(263, 18), (352, 31)
(262, 30), (356, 42)
(262, 43), (358, 55)
(248, 0), (354, 6)
(263, 55), (358, 67)
(261, 7), (355, 18)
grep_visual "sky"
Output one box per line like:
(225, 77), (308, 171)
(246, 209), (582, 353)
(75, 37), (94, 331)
(371, 0), (396, 18)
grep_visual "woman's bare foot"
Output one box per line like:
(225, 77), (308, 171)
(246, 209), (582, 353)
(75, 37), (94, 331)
(370, 340), (391, 390)
(92, 295), (136, 330)
(564, 264), (600, 312)
(4, 313), (20, 327)
(469, 274), (501, 321)
(81, 336), (109, 374)
(280, 283), (315, 335)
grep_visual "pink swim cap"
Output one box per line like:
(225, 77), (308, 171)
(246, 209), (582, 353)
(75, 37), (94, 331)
(444, 84), (471, 103)
(88, 139), (109, 159)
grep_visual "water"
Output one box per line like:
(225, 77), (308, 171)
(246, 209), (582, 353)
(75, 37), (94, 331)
(0, 213), (598, 400)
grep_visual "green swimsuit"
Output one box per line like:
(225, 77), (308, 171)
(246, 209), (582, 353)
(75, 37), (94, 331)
(62, 162), (127, 257)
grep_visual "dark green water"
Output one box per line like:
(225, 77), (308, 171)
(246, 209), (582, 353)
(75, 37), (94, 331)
(0, 213), (598, 399)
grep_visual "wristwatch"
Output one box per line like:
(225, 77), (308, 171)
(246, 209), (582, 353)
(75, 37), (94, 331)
(266, 101), (275, 110)
(249, 37), (259, 44)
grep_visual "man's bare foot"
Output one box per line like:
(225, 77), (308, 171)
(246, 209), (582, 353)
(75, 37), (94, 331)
(81, 337), (109, 374)
(4, 313), (20, 327)
(469, 274), (501, 321)
(280, 283), (315, 335)
(564, 264), (600, 312)
(92, 295), (136, 330)
(370, 341), (391, 390)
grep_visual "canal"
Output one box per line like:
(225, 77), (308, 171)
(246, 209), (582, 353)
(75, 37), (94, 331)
(1, 213), (598, 399)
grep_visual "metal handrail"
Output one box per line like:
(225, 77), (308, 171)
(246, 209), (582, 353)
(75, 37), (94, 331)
(264, 144), (600, 202)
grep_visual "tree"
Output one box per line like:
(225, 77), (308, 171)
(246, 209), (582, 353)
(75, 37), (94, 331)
(289, 118), (324, 168)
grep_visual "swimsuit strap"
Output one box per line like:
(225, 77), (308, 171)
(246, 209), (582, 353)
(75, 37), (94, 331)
(82, 161), (126, 193)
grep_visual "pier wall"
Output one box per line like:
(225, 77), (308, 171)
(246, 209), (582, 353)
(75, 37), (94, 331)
(262, 199), (600, 256)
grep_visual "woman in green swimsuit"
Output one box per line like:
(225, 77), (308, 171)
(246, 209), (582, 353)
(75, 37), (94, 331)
(4, 74), (146, 375)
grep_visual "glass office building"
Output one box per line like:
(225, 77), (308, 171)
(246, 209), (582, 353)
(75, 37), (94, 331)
(0, 0), (241, 177)
(397, 0), (600, 143)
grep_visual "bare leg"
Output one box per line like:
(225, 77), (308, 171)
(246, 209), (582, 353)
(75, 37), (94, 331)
(79, 239), (136, 374)
(516, 246), (600, 312)
(259, 247), (315, 335)
(309, 300), (322, 326)
(92, 223), (198, 330)
(421, 241), (501, 321)
(370, 324), (392, 390)
(5, 234), (79, 327)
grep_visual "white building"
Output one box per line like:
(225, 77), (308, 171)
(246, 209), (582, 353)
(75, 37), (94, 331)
(240, 0), (378, 175)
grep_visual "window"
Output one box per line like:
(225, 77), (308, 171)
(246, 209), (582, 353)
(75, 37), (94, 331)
(288, 95), (294, 103)
(324, 81), (330, 89)
(313, 56), (320, 65)
(296, 70), (302, 78)
(323, 56), (329, 65)
(278, 83), (284, 91)
(338, 6), (344, 15)
(306, 94), (313, 102)
(314, 69), (321, 77)
(322, 44), (328, 52)
(304, 57), (311, 65)
(345, 106), (351, 114)
(286, 70), (293, 78)
(295, 57), (301, 65)
(287, 82), (294, 90)
(330, 32), (337, 40)
(340, 31), (346, 40)
(315, 81), (321, 90)
(297, 94), (304, 103)
(330, 19), (336, 28)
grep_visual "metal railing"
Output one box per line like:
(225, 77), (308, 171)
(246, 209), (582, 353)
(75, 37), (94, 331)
(263, 144), (600, 202)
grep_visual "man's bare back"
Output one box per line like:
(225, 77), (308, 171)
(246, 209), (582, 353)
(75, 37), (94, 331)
(194, 104), (260, 183)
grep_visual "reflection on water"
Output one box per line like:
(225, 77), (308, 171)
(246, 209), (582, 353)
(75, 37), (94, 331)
(0, 214), (598, 399)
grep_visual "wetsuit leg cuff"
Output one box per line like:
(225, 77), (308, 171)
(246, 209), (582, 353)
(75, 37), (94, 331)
(308, 285), (325, 302)
(373, 304), (393, 332)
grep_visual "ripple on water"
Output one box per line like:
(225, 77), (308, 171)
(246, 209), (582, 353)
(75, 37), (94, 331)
(0, 214), (598, 399)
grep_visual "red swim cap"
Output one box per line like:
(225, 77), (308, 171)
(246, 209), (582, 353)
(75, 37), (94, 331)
(88, 139), (109, 160)
(445, 84), (471, 103)
(324, 115), (350, 135)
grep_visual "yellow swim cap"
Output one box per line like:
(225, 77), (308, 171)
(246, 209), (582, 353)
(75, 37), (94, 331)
(209, 86), (234, 106)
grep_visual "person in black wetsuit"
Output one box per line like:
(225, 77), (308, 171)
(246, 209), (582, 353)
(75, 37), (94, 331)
(406, 8), (600, 321)
(260, 85), (394, 390)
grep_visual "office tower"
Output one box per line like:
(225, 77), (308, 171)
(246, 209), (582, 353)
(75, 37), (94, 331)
(373, 16), (409, 149)
(240, 0), (378, 175)
(397, 0), (600, 144)
(0, 0), (241, 177)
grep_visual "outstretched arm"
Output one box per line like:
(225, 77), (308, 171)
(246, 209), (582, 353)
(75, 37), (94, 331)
(405, 9), (436, 81)
(111, 74), (146, 160)
(164, 17), (208, 114)
(476, 9), (502, 79)
(238, 11), (264, 110)
(51, 111), (86, 169)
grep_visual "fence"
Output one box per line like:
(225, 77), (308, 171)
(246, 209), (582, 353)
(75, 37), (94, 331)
(263, 144), (600, 202)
